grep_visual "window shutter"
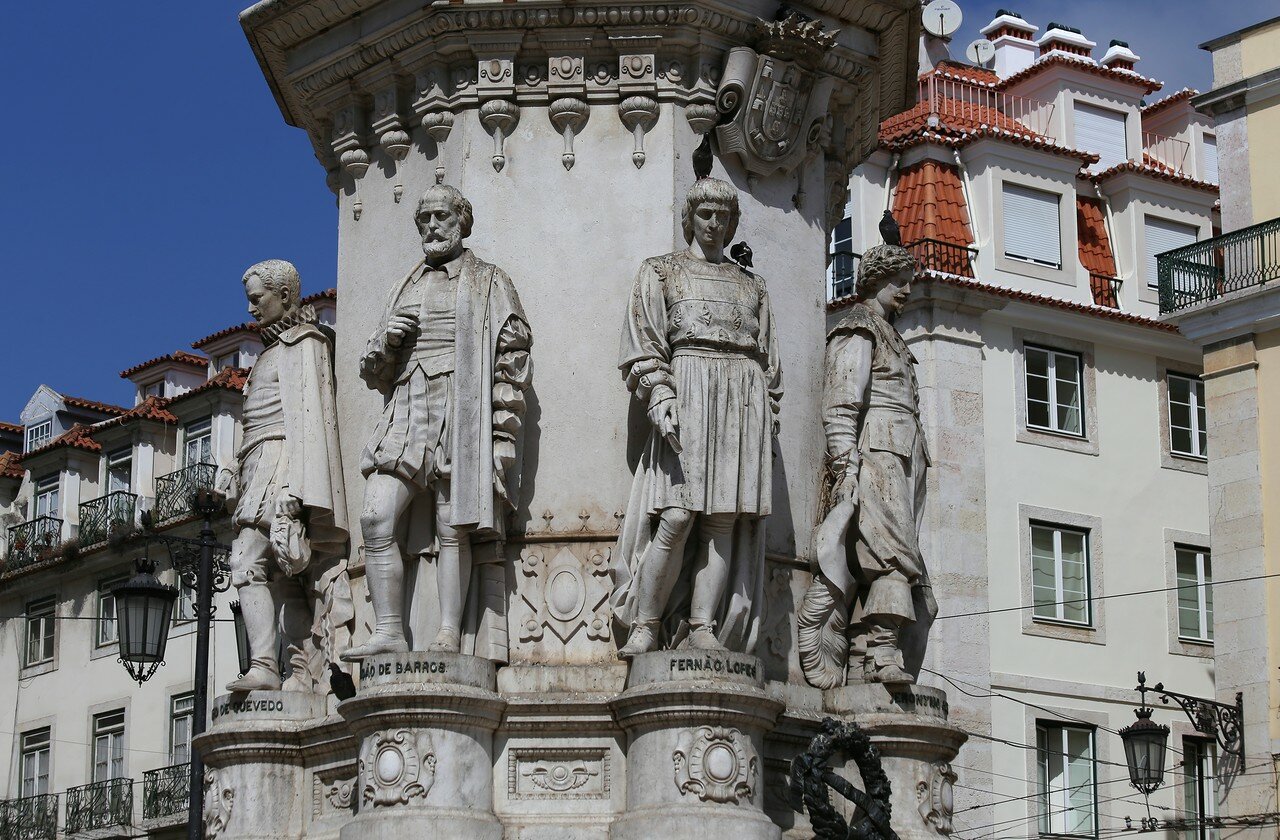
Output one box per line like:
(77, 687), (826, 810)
(1003, 184), (1062, 267)
(1073, 103), (1128, 171)
(1202, 135), (1218, 184)
(1145, 216), (1199, 287)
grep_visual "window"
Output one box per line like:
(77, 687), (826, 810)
(1202, 135), (1218, 185)
(184, 418), (213, 467)
(1183, 739), (1218, 840)
(1037, 723), (1096, 837)
(20, 728), (51, 797)
(142, 382), (163, 399)
(1176, 547), (1213, 642)
(25, 597), (55, 667)
(1003, 184), (1062, 268)
(215, 351), (240, 371)
(97, 576), (127, 647)
(92, 710), (126, 782)
(25, 420), (53, 453)
(1168, 374), (1207, 459)
(1026, 346), (1084, 437)
(174, 581), (196, 624)
(1031, 523), (1091, 625)
(1145, 215), (1199, 288)
(829, 216), (855, 300)
(106, 448), (132, 494)
(1073, 102), (1128, 171)
(33, 475), (58, 519)
(170, 694), (195, 765)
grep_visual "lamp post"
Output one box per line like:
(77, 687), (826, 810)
(112, 488), (234, 840)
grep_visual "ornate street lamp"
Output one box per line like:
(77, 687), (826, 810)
(1119, 673), (1169, 795)
(113, 553), (179, 684)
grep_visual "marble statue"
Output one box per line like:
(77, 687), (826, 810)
(612, 177), (783, 658)
(225, 259), (352, 693)
(798, 242), (935, 687)
(343, 184), (532, 660)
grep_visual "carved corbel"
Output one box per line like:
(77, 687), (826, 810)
(547, 55), (586, 96)
(420, 111), (454, 185)
(370, 79), (411, 203)
(329, 98), (369, 220)
(619, 96), (659, 169)
(549, 98), (589, 170)
(479, 100), (520, 172)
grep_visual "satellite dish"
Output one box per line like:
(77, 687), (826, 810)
(966, 38), (996, 66)
(922, 0), (963, 38)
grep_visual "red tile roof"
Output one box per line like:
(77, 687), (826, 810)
(167, 367), (250, 404)
(1141, 88), (1198, 117)
(891, 160), (975, 277)
(881, 126), (1099, 166)
(1091, 159), (1219, 193)
(0, 452), (23, 480)
(93, 396), (179, 431)
(119, 350), (209, 379)
(302, 288), (336, 304)
(61, 395), (127, 416)
(25, 423), (103, 458)
(929, 61), (1001, 87)
(0, 421), (21, 434)
(1075, 197), (1117, 277)
(190, 321), (260, 350)
(999, 53), (1163, 95)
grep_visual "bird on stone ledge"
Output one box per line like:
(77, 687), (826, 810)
(329, 662), (356, 700)
(879, 210), (902, 246)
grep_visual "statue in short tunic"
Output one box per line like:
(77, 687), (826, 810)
(798, 242), (936, 687)
(343, 185), (531, 661)
(612, 178), (782, 658)
(225, 259), (352, 693)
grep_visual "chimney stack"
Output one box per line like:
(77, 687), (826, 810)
(980, 10), (1038, 78)
(1037, 22), (1097, 61)
(1100, 40), (1140, 72)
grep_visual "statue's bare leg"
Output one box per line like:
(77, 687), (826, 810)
(342, 472), (416, 661)
(618, 507), (696, 659)
(688, 512), (735, 650)
(227, 526), (282, 692)
(429, 482), (473, 653)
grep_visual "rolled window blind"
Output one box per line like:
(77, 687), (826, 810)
(1003, 183), (1062, 267)
(1074, 103), (1128, 171)
(1145, 215), (1198, 288)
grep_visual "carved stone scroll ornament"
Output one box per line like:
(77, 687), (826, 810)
(202, 768), (234, 838)
(524, 759), (599, 794)
(549, 98), (590, 170)
(479, 99), (520, 172)
(359, 729), (436, 808)
(673, 726), (759, 804)
(917, 762), (957, 834)
(714, 14), (839, 179)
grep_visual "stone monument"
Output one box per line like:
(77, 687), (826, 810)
(195, 1), (966, 838)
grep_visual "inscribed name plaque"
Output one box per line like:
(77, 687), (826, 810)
(209, 690), (328, 723)
(355, 651), (496, 691)
(824, 682), (950, 721)
(626, 650), (766, 689)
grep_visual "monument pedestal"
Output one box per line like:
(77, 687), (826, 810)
(197, 691), (332, 840)
(610, 652), (784, 840)
(825, 684), (966, 840)
(337, 652), (506, 840)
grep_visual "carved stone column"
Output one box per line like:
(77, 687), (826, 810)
(337, 653), (506, 840)
(610, 652), (785, 840)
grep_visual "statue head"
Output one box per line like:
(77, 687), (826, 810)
(242, 259), (302, 327)
(415, 184), (473, 265)
(857, 244), (917, 318)
(682, 178), (740, 252)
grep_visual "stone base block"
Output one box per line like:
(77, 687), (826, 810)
(611, 804), (781, 840)
(337, 807), (502, 840)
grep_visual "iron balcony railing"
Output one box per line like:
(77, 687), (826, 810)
(1089, 274), (1123, 309)
(829, 249), (861, 300)
(919, 72), (1056, 136)
(907, 238), (977, 278)
(78, 492), (137, 547)
(142, 764), (189, 822)
(154, 463), (217, 522)
(1158, 216), (1280, 314)
(1142, 130), (1190, 175)
(4, 517), (62, 571)
(0, 793), (59, 840)
(65, 779), (131, 835)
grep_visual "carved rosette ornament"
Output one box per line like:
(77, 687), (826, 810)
(202, 768), (234, 838)
(479, 99), (520, 172)
(715, 14), (840, 179)
(548, 98), (590, 171)
(673, 726), (758, 804)
(917, 762), (957, 834)
(359, 729), (436, 808)
(420, 110), (455, 185)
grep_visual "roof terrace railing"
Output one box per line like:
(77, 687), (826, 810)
(1142, 131), (1190, 175)
(920, 73), (1056, 137)
(1158, 217), (1280, 314)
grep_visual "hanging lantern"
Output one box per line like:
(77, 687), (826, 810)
(229, 601), (252, 678)
(1119, 706), (1170, 795)
(114, 560), (178, 685)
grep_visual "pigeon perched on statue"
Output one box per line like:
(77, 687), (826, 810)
(879, 210), (902, 246)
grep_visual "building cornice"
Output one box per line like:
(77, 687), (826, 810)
(1164, 283), (1280, 347)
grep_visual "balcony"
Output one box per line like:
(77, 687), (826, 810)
(142, 764), (189, 823)
(1142, 131), (1190, 175)
(4, 517), (63, 572)
(829, 250), (860, 300)
(1089, 274), (1123, 309)
(78, 492), (137, 547)
(907, 238), (977, 278)
(154, 463), (217, 522)
(919, 72), (1056, 137)
(1158, 217), (1280, 314)
(0, 794), (59, 840)
(65, 779), (131, 835)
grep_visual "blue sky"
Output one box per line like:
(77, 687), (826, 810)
(0, 2), (1265, 420)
